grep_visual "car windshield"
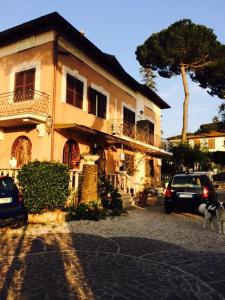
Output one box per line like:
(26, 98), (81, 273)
(0, 178), (17, 191)
(171, 176), (201, 188)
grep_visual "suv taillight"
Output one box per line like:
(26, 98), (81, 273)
(202, 186), (209, 199)
(18, 192), (23, 202)
(165, 188), (172, 198)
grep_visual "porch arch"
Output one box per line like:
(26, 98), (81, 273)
(63, 139), (80, 169)
(11, 136), (32, 168)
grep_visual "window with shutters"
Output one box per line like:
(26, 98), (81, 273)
(136, 120), (154, 145)
(123, 107), (135, 138)
(66, 74), (84, 109)
(208, 138), (215, 149)
(88, 87), (107, 119)
(194, 139), (200, 148)
(14, 68), (35, 102)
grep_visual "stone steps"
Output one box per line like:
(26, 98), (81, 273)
(121, 193), (135, 209)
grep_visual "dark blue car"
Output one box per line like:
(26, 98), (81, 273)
(0, 176), (27, 228)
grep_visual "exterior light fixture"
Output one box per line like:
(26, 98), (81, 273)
(45, 115), (53, 134)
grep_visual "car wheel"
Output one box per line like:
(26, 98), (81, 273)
(164, 203), (172, 214)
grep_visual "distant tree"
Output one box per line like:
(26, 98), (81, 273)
(136, 19), (223, 143)
(162, 143), (210, 176)
(139, 66), (157, 91)
(212, 116), (220, 123)
(194, 121), (225, 134)
(219, 103), (225, 123)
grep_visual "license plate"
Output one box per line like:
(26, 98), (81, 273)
(0, 197), (12, 204)
(178, 193), (193, 198)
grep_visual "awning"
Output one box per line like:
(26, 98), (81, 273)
(55, 123), (172, 157)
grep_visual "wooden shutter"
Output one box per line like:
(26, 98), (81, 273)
(15, 68), (35, 101)
(97, 93), (107, 119)
(123, 107), (135, 137)
(208, 138), (215, 149)
(88, 87), (97, 115)
(66, 74), (75, 105)
(66, 74), (83, 108)
(75, 79), (83, 109)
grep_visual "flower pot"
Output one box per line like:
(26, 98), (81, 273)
(82, 155), (100, 165)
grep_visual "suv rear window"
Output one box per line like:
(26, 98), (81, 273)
(171, 176), (202, 188)
(0, 177), (18, 191)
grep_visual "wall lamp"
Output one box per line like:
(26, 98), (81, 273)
(45, 115), (53, 134)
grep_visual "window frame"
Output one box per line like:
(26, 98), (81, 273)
(14, 68), (36, 101)
(66, 73), (84, 109)
(61, 66), (87, 111)
(88, 83), (109, 120)
(122, 103), (136, 138)
(10, 61), (40, 101)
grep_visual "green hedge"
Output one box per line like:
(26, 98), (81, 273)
(18, 161), (69, 214)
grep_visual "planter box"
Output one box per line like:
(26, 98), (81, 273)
(28, 210), (66, 224)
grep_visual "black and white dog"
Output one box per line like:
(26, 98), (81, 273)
(198, 201), (225, 234)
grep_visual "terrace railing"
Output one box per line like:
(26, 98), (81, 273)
(0, 89), (50, 116)
(108, 118), (168, 149)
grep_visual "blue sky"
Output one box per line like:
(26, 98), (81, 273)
(1, 0), (225, 137)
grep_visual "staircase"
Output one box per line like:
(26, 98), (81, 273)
(108, 172), (137, 209)
(121, 193), (135, 209)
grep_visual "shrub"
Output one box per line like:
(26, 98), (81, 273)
(98, 176), (123, 214)
(18, 161), (69, 214)
(66, 200), (106, 221)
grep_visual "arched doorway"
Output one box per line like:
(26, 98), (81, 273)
(63, 139), (80, 169)
(11, 136), (32, 168)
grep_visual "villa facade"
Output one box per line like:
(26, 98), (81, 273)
(0, 12), (170, 191)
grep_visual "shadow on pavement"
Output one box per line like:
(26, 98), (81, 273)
(0, 231), (225, 299)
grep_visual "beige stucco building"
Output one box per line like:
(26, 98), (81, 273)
(169, 132), (225, 152)
(0, 12), (170, 191)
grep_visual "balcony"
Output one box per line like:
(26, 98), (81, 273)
(0, 90), (50, 125)
(108, 118), (169, 151)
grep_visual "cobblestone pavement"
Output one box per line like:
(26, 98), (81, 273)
(1, 208), (225, 299)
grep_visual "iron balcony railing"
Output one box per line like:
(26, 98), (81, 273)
(0, 89), (50, 116)
(108, 118), (169, 150)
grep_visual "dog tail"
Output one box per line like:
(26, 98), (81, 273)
(198, 203), (207, 214)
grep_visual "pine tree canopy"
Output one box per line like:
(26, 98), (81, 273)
(191, 48), (225, 99)
(136, 19), (222, 78)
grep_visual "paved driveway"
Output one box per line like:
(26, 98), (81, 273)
(1, 206), (225, 299)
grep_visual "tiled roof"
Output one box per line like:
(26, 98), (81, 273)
(0, 12), (170, 109)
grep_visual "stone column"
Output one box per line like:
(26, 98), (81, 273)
(80, 164), (98, 203)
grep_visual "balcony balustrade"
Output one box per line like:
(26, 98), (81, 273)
(108, 118), (169, 150)
(0, 89), (50, 117)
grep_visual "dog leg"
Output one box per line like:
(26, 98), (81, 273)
(218, 221), (222, 234)
(203, 217), (207, 229)
(216, 211), (222, 234)
(210, 219), (214, 231)
(222, 221), (225, 235)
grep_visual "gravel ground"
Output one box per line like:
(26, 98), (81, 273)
(1, 205), (225, 253)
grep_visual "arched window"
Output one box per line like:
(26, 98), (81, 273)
(63, 139), (80, 169)
(11, 136), (32, 168)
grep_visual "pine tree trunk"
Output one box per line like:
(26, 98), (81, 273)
(180, 64), (190, 143)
